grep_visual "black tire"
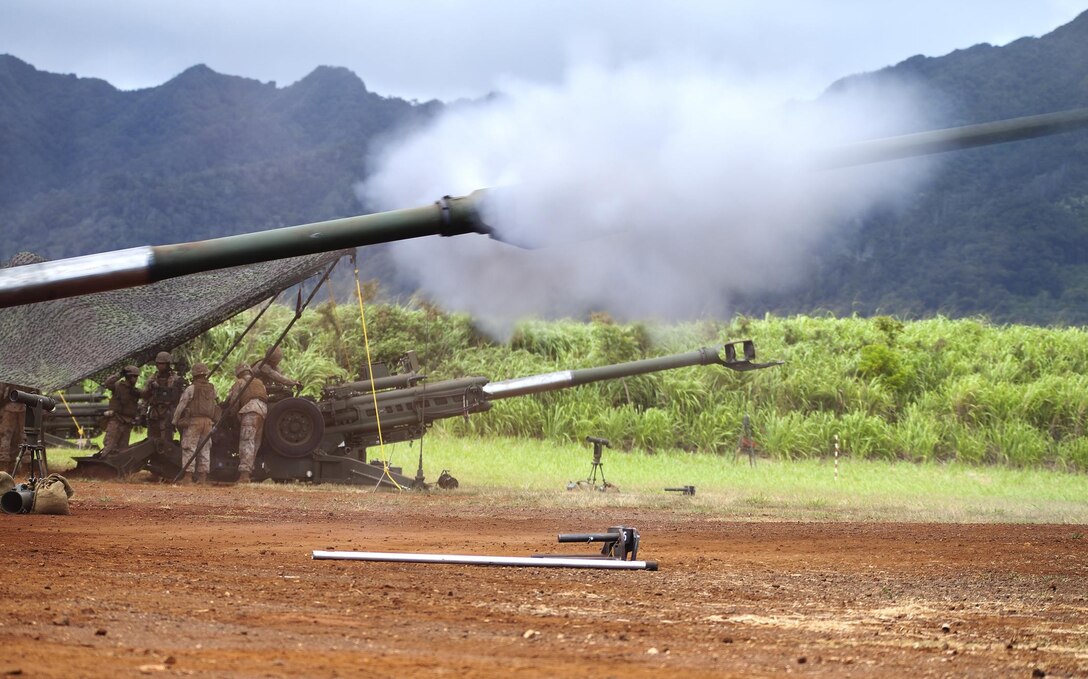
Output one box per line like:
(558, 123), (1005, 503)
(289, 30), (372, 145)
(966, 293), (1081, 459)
(263, 398), (325, 458)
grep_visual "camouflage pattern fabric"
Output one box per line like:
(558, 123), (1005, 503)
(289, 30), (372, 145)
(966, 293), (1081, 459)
(0, 250), (347, 391)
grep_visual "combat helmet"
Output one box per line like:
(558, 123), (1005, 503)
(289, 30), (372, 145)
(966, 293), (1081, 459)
(235, 362), (252, 377)
(191, 362), (211, 377)
(155, 351), (173, 364)
(122, 365), (140, 377)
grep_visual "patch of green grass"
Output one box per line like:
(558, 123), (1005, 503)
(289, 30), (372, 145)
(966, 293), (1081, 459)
(44, 428), (1088, 523)
(403, 432), (1088, 523)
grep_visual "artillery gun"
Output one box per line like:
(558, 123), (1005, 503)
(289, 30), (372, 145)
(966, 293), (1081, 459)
(74, 340), (779, 488)
(4, 106), (1088, 485)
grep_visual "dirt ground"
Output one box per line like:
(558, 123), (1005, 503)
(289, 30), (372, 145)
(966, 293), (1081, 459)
(1, 480), (1086, 678)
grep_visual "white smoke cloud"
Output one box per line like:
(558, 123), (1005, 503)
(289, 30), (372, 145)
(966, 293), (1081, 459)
(359, 60), (933, 333)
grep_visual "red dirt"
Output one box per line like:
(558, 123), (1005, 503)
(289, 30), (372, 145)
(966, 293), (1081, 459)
(1, 480), (1086, 678)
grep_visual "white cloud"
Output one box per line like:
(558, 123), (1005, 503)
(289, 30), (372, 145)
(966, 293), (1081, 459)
(360, 60), (934, 330)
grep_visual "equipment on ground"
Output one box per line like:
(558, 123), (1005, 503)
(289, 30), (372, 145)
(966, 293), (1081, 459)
(665, 485), (696, 496)
(2, 390), (54, 512)
(8, 390), (54, 480)
(568, 436), (613, 492)
(554, 525), (642, 562)
(1, 482), (35, 514)
(313, 524), (657, 570)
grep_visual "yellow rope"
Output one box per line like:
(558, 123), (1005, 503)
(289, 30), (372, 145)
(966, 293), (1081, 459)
(55, 391), (88, 444)
(353, 261), (402, 491)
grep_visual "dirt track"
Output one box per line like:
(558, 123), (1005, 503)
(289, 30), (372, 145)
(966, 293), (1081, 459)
(1, 480), (1086, 678)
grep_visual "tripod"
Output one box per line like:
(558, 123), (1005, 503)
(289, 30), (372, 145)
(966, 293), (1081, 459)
(11, 441), (48, 482)
(585, 436), (610, 489)
(6, 390), (55, 481)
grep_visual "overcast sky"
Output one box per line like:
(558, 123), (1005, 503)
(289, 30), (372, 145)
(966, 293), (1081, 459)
(3, 1), (1086, 102)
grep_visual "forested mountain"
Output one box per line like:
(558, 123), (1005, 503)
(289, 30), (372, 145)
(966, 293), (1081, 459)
(0, 58), (439, 284)
(754, 11), (1088, 324)
(2, 10), (1087, 323)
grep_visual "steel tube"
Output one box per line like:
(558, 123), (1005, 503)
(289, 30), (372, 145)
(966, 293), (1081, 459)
(0, 190), (494, 309)
(557, 532), (620, 543)
(482, 347), (725, 400)
(312, 550), (658, 571)
(817, 107), (1088, 168)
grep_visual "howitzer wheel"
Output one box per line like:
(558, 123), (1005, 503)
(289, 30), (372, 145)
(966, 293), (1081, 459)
(264, 398), (325, 459)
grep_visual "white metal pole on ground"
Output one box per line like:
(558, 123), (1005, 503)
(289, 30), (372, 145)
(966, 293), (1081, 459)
(834, 434), (839, 481)
(312, 550), (658, 571)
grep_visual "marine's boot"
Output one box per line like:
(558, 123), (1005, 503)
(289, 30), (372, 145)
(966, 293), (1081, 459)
(196, 472), (209, 485)
(237, 471), (251, 484)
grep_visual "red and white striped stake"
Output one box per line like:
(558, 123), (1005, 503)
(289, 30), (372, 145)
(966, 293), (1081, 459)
(834, 434), (839, 480)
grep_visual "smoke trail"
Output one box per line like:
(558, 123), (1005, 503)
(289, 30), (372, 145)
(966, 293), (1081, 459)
(359, 61), (933, 333)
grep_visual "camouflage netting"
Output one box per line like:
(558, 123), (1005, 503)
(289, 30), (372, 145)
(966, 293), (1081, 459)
(0, 250), (349, 391)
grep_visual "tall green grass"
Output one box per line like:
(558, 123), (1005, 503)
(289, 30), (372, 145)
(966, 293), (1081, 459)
(171, 303), (1088, 471)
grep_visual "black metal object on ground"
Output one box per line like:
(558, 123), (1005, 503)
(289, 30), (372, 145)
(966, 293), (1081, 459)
(554, 525), (641, 561)
(665, 485), (696, 496)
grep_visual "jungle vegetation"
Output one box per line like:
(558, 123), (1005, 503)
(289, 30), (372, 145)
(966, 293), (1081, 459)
(180, 301), (1088, 471)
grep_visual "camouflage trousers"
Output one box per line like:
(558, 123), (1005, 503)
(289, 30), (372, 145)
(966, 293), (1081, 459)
(238, 412), (264, 473)
(102, 416), (133, 455)
(147, 417), (176, 452)
(0, 409), (25, 465)
(180, 417), (214, 475)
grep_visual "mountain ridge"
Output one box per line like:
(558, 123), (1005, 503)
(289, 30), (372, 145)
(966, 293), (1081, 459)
(2, 11), (1088, 323)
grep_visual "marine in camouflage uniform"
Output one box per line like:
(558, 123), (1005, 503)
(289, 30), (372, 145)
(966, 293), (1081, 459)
(0, 382), (27, 473)
(172, 363), (219, 484)
(252, 346), (301, 399)
(143, 351), (185, 453)
(226, 362), (267, 484)
(101, 366), (142, 455)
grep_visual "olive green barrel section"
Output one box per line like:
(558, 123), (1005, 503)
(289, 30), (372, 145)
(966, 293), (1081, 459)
(817, 107), (1088, 168)
(480, 343), (768, 401)
(0, 190), (494, 308)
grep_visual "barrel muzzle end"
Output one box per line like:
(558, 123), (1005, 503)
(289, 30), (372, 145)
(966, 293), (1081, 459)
(716, 340), (784, 372)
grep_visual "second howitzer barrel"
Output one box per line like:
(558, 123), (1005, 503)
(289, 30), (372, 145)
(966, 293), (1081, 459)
(482, 345), (750, 400)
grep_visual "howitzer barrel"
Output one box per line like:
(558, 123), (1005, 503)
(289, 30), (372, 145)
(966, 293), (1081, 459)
(482, 345), (750, 400)
(0, 190), (495, 308)
(818, 107), (1088, 168)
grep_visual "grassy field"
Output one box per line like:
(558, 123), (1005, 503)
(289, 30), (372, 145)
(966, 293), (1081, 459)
(48, 432), (1088, 524)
